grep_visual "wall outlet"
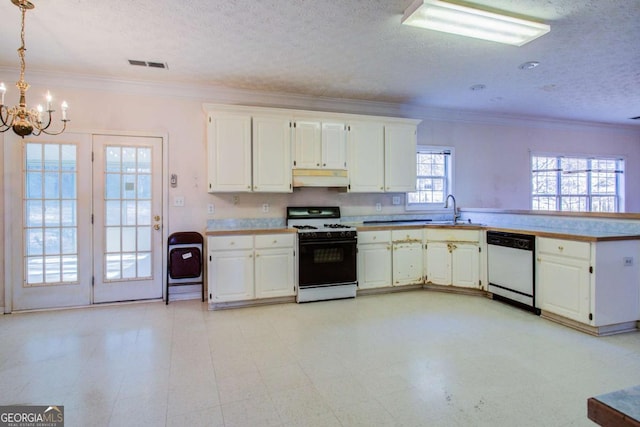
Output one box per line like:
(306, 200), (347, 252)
(232, 195), (239, 205)
(623, 256), (633, 266)
(207, 204), (215, 214)
(392, 196), (401, 205)
(173, 196), (185, 207)
(375, 203), (382, 211)
(262, 203), (270, 213)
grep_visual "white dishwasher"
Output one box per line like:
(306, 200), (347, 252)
(487, 231), (539, 314)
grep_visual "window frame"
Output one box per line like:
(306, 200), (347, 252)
(530, 152), (625, 213)
(406, 146), (454, 211)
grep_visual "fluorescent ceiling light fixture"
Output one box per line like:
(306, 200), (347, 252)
(401, 0), (550, 46)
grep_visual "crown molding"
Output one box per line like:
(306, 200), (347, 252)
(2, 66), (638, 135)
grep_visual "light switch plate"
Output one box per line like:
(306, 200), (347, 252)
(375, 203), (382, 211)
(392, 196), (401, 205)
(207, 204), (215, 214)
(173, 196), (185, 207)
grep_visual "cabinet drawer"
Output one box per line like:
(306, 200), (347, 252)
(358, 230), (391, 244)
(538, 237), (590, 259)
(392, 229), (423, 242)
(254, 233), (295, 249)
(425, 229), (480, 242)
(208, 235), (253, 250)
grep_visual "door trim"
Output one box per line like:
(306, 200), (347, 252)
(3, 130), (168, 313)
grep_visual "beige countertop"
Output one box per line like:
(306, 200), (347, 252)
(205, 223), (640, 242)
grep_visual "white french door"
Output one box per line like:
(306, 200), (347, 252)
(92, 135), (163, 303)
(12, 133), (93, 310)
(10, 133), (164, 310)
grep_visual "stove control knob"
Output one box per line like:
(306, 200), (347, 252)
(340, 231), (346, 237)
(309, 232), (317, 239)
(326, 232), (332, 239)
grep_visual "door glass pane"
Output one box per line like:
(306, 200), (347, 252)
(24, 143), (78, 286)
(103, 144), (154, 281)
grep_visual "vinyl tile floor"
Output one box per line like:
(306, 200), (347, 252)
(1, 291), (639, 427)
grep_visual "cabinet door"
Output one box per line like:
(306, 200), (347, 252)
(209, 249), (254, 302)
(255, 247), (295, 298)
(384, 124), (417, 192)
(321, 122), (347, 169)
(293, 120), (321, 168)
(358, 243), (392, 289)
(452, 243), (480, 288)
(538, 255), (591, 323)
(252, 115), (293, 192)
(392, 242), (424, 286)
(348, 121), (384, 193)
(207, 113), (252, 192)
(425, 242), (451, 285)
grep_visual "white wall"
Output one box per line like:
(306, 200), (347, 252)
(420, 118), (640, 211)
(2, 77), (640, 309)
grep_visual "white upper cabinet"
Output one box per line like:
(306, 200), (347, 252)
(293, 119), (347, 169)
(207, 112), (252, 192)
(252, 115), (293, 192)
(292, 120), (322, 168)
(204, 104), (420, 192)
(321, 122), (348, 169)
(384, 123), (417, 192)
(348, 121), (385, 193)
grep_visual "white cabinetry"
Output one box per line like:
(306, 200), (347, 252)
(357, 230), (392, 289)
(293, 119), (347, 169)
(207, 111), (292, 193)
(536, 237), (640, 333)
(348, 121), (385, 192)
(208, 235), (254, 301)
(391, 229), (424, 286)
(424, 229), (481, 288)
(252, 115), (293, 192)
(384, 124), (417, 192)
(207, 112), (252, 192)
(208, 233), (296, 303)
(254, 234), (296, 298)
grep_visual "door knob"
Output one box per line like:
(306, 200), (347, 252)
(154, 215), (160, 221)
(153, 224), (160, 230)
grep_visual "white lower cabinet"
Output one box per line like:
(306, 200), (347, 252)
(424, 229), (481, 288)
(254, 235), (296, 298)
(357, 231), (392, 289)
(208, 233), (295, 303)
(536, 237), (640, 331)
(392, 230), (424, 286)
(357, 229), (423, 289)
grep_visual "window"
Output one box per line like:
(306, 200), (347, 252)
(407, 147), (453, 210)
(531, 154), (624, 212)
(24, 143), (78, 285)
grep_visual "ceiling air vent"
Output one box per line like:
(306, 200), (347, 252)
(630, 116), (640, 120)
(128, 59), (168, 69)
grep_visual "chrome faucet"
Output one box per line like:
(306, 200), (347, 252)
(444, 194), (458, 224)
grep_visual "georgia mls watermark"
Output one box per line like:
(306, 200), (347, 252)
(0, 406), (64, 427)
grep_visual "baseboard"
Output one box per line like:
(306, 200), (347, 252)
(208, 296), (296, 310)
(357, 284), (422, 296)
(540, 310), (638, 336)
(424, 283), (488, 298)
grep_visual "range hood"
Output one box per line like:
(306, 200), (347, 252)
(292, 169), (348, 188)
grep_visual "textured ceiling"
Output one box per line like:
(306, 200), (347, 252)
(0, 0), (638, 126)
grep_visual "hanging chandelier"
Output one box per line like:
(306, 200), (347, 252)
(0, 0), (69, 138)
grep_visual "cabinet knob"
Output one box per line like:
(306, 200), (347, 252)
(273, 240), (277, 244)
(558, 246), (564, 251)
(317, 163), (320, 167)
(323, 163), (326, 167)
(247, 186), (251, 189)
(537, 257), (542, 262)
